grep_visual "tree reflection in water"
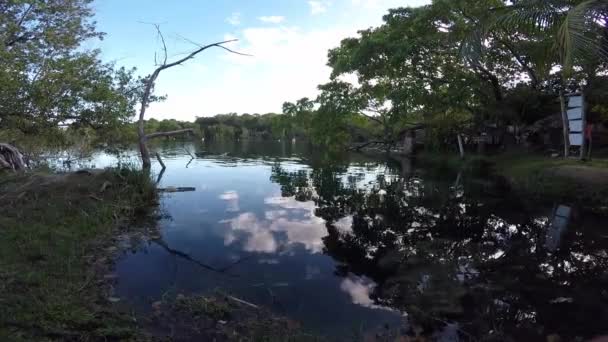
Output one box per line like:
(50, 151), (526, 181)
(270, 157), (608, 340)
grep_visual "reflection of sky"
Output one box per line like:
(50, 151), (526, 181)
(108, 143), (406, 335)
(220, 196), (327, 254)
(219, 190), (240, 212)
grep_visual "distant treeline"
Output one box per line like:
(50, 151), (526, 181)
(2, 0), (607, 155)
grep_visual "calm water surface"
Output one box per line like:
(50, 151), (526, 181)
(85, 140), (608, 340)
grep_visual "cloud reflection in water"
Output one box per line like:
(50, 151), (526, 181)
(220, 196), (327, 253)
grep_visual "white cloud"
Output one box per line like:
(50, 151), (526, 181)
(226, 12), (241, 26)
(308, 1), (327, 15)
(351, 0), (381, 9)
(145, 0), (432, 121)
(258, 15), (286, 24)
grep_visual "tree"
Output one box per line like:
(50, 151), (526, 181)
(460, 0), (608, 156)
(311, 81), (361, 148)
(327, 4), (504, 150)
(0, 1), (142, 133)
(136, 25), (248, 169)
(493, 0), (608, 73)
(281, 97), (315, 138)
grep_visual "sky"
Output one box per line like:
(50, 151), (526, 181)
(91, 0), (429, 121)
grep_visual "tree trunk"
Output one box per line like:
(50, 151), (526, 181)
(0, 143), (26, 171)
(135, 30), (246, 170)
(138, 136), (151, 170)
(559, 91), (570, 158)
(403, 131), (414, 155)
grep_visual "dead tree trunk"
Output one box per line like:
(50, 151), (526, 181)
(137, 25), (249, 170)
(0, 143), (26, 171)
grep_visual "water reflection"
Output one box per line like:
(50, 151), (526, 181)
(219, 190), (240, 212)
(110, 141), (608, 340)
(270, 156), (608, 340)
(220, 196), (327, 254)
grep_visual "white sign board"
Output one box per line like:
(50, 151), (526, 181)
(568, 96), (583, 108)
(567, 108), (582, 120)
(569, 120), (582, 132)
(569, 133), (583, 146)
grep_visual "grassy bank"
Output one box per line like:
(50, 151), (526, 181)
(417, 151), (608, 211)
(0, 168), (158, 341)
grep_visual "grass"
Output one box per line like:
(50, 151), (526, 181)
(0, 167), (158, 341)
(417, 150), (608, 211)
(146, 292), (325, 341)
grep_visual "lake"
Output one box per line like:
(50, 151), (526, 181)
(76, 140), (608, 340)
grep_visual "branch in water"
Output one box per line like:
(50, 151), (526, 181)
(146, 128), (194, 140)
(151, 239), (238, 277)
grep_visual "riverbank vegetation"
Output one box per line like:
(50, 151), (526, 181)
(0, 167), (158, 340)
(2, 1), (607, 160)
(191, 1), (608, 158)
(1, 0), (608, 340)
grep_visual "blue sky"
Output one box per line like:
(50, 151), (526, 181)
(91, 0), (429, 121)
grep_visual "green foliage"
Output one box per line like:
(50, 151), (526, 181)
(425, 109), (473, 150)
(196, 113), (279, 140)
(309, 0), (608, 150)
(491, 0), (608, 73)
(0, 0), (150, 134)
(0, 167), (158, 340)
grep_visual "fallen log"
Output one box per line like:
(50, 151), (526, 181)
(0, 143), (26, 171)
(347, 140), (392, 151)
(157, 186), (196, 193)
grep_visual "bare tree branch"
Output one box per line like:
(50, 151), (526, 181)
(153, 23), (168, 65)
(137, 25), (250, 169)
(178, 34), (252, 57)
(5, 4), (34, 47)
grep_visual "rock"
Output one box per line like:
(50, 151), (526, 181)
(176, 294), (185, 301)
(103, 274), (118, 280)
(551, 153), (560, 158)
(108, 297), (121, 303)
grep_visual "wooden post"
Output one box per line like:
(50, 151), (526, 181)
(579, 93), (587, 161)
(457, 134), (465, 159)
(559, 91), (570, 158)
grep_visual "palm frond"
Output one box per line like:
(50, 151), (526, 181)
(558, 0), (608, 73)
(495, 0), (566, 32)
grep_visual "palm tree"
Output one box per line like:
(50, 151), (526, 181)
(496, 0), (607, 73)
(460, 0), (607, 73)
